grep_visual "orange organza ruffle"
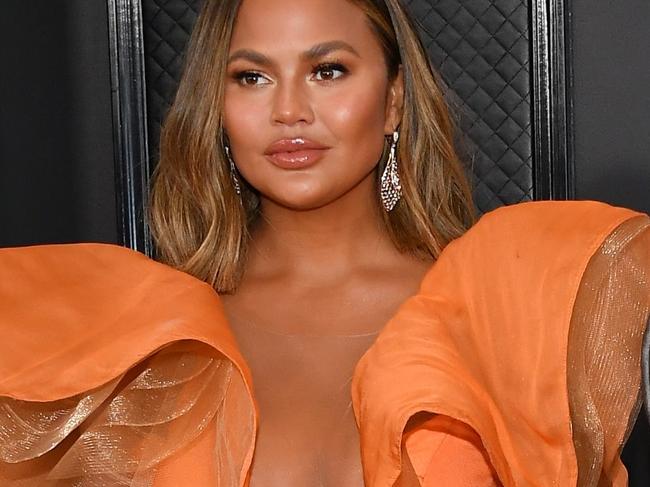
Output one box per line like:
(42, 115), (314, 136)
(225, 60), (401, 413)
(353, 200), (650, 487)
(1, 200), (649, 487)
(0, 244), (256, 486)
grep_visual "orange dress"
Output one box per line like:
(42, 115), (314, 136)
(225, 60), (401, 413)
(0, 200), (649, 486)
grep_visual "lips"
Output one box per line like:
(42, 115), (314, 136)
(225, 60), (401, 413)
(264, 137), (330, 169)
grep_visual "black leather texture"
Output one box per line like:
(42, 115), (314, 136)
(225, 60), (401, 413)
(142, 0), (533, 213)
(404, 0), (532, 212)
(143, 0), (201, 164)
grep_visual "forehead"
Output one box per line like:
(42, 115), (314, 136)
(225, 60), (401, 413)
(230, 0), (377, 54)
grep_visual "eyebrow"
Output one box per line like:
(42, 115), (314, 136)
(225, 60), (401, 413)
(227, 40), (360, 66)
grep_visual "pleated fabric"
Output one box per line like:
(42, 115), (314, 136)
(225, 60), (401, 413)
(0, 200), (648, 486)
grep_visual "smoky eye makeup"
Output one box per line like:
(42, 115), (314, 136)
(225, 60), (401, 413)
(227, 56), (352, 87)
(229, 61), (350, 86)
(310, 61), (350, 81)
(231, 70), (271, 86)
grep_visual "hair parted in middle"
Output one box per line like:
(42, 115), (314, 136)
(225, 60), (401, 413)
(149, 0), (476, 293)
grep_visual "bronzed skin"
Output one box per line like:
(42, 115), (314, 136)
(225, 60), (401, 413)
(221, 0), (431, 485)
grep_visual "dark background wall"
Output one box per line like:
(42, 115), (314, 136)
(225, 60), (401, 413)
(0, 1), (117, 247)
(571, 1), (650, 481)
(572, 0), (650, 215)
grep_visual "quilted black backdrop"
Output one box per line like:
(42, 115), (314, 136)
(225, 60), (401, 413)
(142, 0), (532, 214)
(143, 0), (201, 171)
(407, 0), (532, 211)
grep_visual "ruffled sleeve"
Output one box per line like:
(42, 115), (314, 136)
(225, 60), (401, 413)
(352, 200), (650, 487)
(0, 244), (257, 486)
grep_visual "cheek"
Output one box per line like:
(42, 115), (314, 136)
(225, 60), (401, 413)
(317, 77), (388, 164)
(223, 89), (265, 143)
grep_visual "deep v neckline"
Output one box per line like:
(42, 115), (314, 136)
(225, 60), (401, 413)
(216, 260), (439, 487)
(217, 258), (439, 370)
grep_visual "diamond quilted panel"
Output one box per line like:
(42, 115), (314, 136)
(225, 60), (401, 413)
(143, 0), (201, 165)
(142, 0), (533, 212)
(404, 0), (533, 212)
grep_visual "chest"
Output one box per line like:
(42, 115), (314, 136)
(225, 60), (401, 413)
(227, 310), (377, 487)
(220, 269), (431, 486)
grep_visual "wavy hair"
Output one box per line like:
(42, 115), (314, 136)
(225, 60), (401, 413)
(149, 0), (476, 293)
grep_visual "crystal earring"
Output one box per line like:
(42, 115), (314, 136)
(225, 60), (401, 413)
(380, 131), (402, 212)
(224, 144), (242, 195)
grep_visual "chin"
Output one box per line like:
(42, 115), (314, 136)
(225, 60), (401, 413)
(252, 177), (337, 210)
(265, 190), (334, 212)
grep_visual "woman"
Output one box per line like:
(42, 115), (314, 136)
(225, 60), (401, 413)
(0, 0), (648, 486)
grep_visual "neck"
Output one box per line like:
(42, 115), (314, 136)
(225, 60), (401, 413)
(248, 176), (397, 280)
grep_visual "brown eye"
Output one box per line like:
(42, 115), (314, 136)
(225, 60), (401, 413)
(235, 71), (271, 86)
(312, 63), (347, 81)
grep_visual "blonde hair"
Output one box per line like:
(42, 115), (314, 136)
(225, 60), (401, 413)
(149, 0), (476, 293)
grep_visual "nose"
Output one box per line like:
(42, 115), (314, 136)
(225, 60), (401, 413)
(270, 78), (314, 127)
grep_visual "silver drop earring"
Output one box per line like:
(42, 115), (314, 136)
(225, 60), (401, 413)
(224, 145), (242, 195)
(380, 130), (402, 212)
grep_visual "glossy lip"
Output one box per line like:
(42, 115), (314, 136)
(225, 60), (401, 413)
(264, 137), (330, 170)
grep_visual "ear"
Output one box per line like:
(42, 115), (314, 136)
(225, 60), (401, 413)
(384, 65), (404, 134)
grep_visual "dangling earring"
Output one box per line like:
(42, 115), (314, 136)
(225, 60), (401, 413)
(224, 144), (242, 195)
(380, 130), (402, 212)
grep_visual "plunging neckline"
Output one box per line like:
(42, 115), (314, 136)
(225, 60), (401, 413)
(218, 260), (439, 487)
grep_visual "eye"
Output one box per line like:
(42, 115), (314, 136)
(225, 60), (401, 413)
(234, 71), (272, 87)
(312, 63), (348, 82)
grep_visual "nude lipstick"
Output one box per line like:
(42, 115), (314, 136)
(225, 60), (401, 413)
(264, 138), (329, 169)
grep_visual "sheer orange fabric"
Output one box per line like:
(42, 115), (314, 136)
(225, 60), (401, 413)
(0, 246), (257, 486)
(396, 413), (500, 486)
(1, 200), (649, 486)
(353, 200), (650, 487)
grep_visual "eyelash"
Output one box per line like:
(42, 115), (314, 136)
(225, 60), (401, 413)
(233, 62), (349, 86)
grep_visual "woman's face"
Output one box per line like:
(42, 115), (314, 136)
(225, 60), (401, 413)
(224, 0), (403, 211)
